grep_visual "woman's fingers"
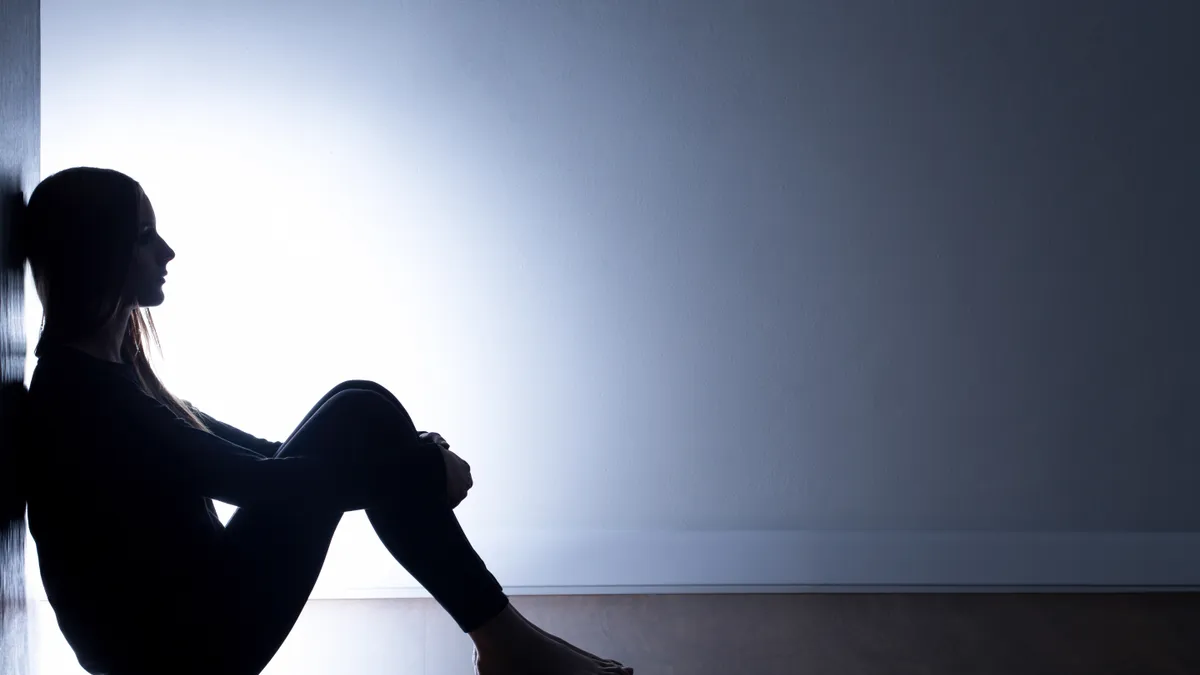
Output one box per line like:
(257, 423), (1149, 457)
(440, 446), (471, 508)
(419, 431), (452, 450)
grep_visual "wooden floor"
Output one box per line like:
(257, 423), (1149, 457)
(23, 592), (1200, 674)
(242, 593), (1200, 675)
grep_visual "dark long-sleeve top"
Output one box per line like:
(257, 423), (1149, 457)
(23, 343), (444, 670)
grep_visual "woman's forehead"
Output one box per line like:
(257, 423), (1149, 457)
(138, 192), (156, 223)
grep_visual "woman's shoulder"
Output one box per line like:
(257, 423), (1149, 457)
(27, 365), (92, 423)
(28, 352), (137, 410)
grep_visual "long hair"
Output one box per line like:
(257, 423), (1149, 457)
(22, 167), (207, 430)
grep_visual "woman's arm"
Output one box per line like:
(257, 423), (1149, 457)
(192, 408), (282, 458)
(79, 383), (444, 511)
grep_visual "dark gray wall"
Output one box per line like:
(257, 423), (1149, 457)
(1, 0), (39, 672)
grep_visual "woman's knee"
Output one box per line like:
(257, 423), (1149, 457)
(330, 379), (384, 397)
(281, 388), (419, 461)
(328, 379), (405, 410)
(320, 388), (418, 438)
(321, 387), (390, 418)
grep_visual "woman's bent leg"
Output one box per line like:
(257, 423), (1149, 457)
(291, 380), (511, 633)
(218, 381), (508, 671)
(216, 399), (353, 671)
(220, 380), (628, 675)
(214, 382), (394, 671)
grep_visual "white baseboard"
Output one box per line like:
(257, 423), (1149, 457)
(305, 524), (1200, 599)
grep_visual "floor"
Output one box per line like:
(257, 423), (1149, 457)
(238, 593), (1200, 675)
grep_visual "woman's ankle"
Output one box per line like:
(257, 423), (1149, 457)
(468, 603), (539, 653)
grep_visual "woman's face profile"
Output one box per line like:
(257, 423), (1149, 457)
(125, 191), (176, 308)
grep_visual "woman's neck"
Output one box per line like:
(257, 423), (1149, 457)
(66, 311), (132, 364)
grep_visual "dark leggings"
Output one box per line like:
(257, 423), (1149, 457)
(213, 380), (510, 674)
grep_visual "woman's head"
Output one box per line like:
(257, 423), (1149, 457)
(24, 167), (174, 350)
(23, 167), (204, 429)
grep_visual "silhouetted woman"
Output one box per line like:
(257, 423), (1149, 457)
(20, 167), (632, 675)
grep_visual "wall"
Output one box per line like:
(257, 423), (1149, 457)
(1, 0), (40, 673)
(33, 0), (1200, 597)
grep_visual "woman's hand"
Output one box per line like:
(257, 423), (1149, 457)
(419, 431), (450, 451)
(419, 432), (471, 508)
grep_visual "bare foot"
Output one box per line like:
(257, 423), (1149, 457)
(470, 604), (631, 675)
(508, 605), (630, 671)
(474, 637), (628, 675)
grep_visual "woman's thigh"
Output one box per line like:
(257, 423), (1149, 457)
(277, 379), (409, 446)
(216, 381), (412, 671)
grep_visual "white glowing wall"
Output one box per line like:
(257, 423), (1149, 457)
(27, 0), (1200, 620)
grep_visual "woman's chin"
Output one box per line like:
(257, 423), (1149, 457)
(137, 290), (166, 307)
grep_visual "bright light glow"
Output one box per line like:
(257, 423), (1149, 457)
(28, 0), (846, 671)
(25, 75), (534, 585)
(28, 6), (576, 669)
(31, 1), (611, 603)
